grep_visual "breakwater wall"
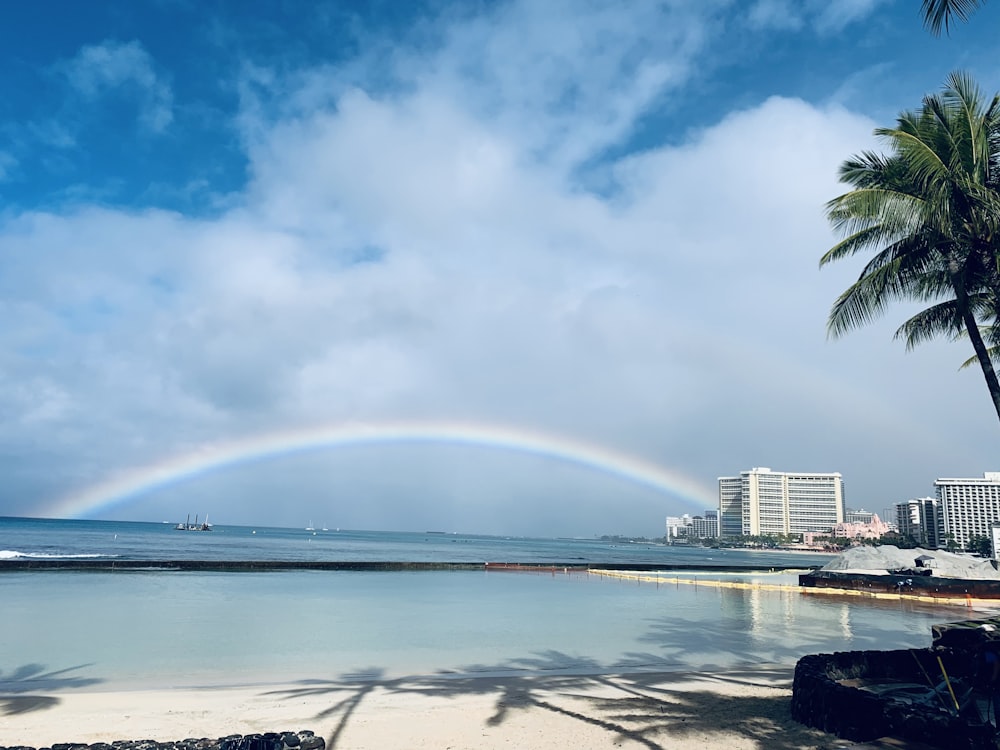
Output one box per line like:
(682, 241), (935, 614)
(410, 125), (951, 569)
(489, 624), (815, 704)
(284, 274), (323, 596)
(0, 560), (818, 573)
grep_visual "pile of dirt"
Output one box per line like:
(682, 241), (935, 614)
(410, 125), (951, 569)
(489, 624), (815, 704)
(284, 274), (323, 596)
(820, 545), (1000, 580)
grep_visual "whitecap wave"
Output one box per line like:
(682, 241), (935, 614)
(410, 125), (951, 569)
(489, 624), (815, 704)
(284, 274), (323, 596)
(0, 550), (116, 559)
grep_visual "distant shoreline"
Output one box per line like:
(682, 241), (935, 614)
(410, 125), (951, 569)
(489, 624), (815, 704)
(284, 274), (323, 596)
(734, 546), (836, 555)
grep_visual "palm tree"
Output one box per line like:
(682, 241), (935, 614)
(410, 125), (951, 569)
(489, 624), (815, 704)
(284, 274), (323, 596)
(922, 0), (987, 34)
(820, 71), (1000, 422)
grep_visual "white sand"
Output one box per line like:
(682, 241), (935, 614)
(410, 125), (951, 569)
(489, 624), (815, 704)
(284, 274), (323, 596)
(1, 668), (849, 749)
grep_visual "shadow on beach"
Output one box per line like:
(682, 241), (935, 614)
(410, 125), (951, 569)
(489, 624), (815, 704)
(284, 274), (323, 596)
(267, 652), (832, 750)
(0, 663), (103, 716)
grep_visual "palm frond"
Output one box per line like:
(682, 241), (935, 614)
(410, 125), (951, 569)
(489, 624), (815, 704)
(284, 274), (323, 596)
(922, 0), (986, 35)
(959, 349), (999, 369)
(895, 300), (965, 349)
(826, 258), (915, 337)
(882, 127), (952, 199)
(825, 187), (926, 240)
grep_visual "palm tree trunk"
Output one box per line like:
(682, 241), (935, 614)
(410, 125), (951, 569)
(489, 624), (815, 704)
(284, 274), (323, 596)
(961, 306), (1000, 422)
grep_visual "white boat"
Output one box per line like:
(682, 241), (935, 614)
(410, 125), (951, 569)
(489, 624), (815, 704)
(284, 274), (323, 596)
(175, 514), (213, 531)
(305, 520), (315, 531)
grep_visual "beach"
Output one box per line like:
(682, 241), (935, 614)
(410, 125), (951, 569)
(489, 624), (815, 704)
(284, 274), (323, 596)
(1, 667), (849, 750)
(0, 523), (957, 749)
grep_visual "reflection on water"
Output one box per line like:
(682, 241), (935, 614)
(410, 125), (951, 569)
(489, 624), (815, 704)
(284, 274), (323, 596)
(840, 603), (852, 640)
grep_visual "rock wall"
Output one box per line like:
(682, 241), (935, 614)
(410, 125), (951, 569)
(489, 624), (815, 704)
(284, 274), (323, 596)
(0, 730), (324, 750)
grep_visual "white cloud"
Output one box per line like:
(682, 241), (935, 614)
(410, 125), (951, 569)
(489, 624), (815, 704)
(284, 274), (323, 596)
(2, 1), (995, 533)
(62, 40), (173, 132)
(0, 150), (16, 181)
(813, 0), (884, 34)
(748, 0), (805, 32)
(747, 0), (885, 35)
(423, 0), (713, 170)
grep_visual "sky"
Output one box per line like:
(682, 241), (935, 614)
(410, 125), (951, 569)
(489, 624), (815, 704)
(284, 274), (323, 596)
(3, 0), (1000, 537)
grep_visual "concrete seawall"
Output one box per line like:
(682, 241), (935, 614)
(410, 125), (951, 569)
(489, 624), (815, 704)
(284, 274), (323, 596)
(0, 559), (819, 573)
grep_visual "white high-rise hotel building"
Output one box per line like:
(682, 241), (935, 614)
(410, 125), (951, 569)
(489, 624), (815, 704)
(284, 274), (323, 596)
(895, 497), (940, 547)
(934, 472), (1000, 549)
(719, 467), (845, 536)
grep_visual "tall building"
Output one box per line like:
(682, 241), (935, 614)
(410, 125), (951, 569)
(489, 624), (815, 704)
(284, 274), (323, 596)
(719, 476), (743, 536)
(845, 509), (875, 524)
(666, 510), (720, 539)
(894, 497), (939, 547)
(718, 467), (845, 537)
(935, 472), (1000, 549)
(880, 507), (900, 532)
(665, 514), (690, 538)
(691, 510), (719, 539)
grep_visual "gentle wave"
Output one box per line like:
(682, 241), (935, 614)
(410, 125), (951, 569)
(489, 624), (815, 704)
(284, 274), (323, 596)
(0, 550), (116, 560)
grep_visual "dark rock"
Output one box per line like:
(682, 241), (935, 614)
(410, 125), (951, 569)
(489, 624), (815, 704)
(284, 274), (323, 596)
(220, 738), (271, 750)
(792, 647), (994, 749)
(2, 731), (322, 750)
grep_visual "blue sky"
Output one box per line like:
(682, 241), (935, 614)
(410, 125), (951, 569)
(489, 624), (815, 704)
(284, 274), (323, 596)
(3, 0), (1000, 535)
(4, 0), (996, 214)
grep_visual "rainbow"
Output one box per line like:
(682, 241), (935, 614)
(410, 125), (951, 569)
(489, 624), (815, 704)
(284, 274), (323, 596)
(43, 420), (716, 519)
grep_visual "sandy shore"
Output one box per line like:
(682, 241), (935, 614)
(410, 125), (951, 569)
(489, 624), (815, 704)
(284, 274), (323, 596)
(0, 666), (861, 750)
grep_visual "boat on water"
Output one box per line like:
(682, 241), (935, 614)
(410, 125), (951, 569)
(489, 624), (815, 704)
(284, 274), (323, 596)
(174, 514), (212, 531)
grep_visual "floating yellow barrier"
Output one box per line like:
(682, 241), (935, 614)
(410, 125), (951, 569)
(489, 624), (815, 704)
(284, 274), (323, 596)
(586, 569), (988, 607)
(588, 569), (799, 592)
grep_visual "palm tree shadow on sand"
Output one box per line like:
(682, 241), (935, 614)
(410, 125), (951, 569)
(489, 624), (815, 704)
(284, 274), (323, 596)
(0, 663), (103, 716)
(263, 575), (949, 747)
(264, 579), (944, 747)
(266, 651), (834, 749)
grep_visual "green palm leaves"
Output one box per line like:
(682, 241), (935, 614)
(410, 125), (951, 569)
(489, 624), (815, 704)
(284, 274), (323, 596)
(922, 0), (987, 34)
(821, 72), (1000, 421)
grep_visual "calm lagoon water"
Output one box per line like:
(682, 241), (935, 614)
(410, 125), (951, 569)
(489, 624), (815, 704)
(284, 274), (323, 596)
(1, 517), (995, 692)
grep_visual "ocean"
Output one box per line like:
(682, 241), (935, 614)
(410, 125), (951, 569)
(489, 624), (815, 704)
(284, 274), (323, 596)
(0, 516), (835, 565)
(0, 517), (992, 693)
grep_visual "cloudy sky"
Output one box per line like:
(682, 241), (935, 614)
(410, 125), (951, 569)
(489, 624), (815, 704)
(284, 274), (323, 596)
(2, 0), (999, 537)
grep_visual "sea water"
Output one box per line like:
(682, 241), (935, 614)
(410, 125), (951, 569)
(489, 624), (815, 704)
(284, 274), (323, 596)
(0, 517), (995, 693)
(0, 516), (836, 566)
